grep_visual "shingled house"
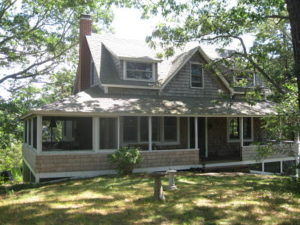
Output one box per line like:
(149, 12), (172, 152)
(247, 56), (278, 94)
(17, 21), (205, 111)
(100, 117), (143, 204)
(22, 15), (297, 182)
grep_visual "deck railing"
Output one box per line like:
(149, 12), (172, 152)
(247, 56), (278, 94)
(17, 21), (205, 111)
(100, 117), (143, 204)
(242, 143), (297, 161)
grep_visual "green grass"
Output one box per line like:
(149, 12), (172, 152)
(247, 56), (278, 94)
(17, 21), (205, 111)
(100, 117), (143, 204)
(1, 172), (300, 225)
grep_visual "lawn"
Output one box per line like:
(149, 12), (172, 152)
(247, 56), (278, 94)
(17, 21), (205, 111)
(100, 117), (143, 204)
(1, 172), (300, 225)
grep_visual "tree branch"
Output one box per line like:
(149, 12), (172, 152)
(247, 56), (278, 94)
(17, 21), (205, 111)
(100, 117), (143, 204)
(0, 43), (76, 84)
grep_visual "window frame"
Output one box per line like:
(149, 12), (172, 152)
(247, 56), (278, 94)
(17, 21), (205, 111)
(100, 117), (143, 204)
(227, 117), (253, 143)
(99, 117), (118, 150)
(190, 62), (204, 89)
(122, 116), (180, 145)
(123, 60), (156, 82)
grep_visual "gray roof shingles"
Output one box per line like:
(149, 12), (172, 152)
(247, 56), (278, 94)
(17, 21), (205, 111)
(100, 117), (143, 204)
(32, 86), (276, 116)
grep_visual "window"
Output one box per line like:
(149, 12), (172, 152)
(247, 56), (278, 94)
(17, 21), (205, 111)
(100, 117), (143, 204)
(140, 117), (161, 142)
(42, 117), (92, 151)
(122, 116), (178, 144)
(140, 117), (148, 142)
(124, 61), (154, 81)
(229, 117), (239, 140)
(191, 63), (203, 88)
(243, 117), (252, 139)
(90, 59), (97, 86)
(227, 117), (253, 141)
(164, 117), (178, 142)
(123, 117), (138, 142)
(100, 118), (117, 149)
(152, 117), (161, 142)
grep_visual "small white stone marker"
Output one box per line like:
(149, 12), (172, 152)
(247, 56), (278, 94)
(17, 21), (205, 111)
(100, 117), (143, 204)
(167, 169), (177, 190)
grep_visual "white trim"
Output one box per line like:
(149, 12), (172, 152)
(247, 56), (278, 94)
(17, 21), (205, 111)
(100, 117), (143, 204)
(26, 119), (30, 145)
(40, 150), (95, 155)
(194, 117), (198, 150)
(30, 118), (33, 147)
(280, 160), (283, 173)
(36, 115), (42, 153)
(118, 56), (162, 63)
(22, 111), (273, 119)
(122, 116), (180, 145)
(187, 117), (190, 149)
(240, 117), (244, 147)
(205, 117), (208, 158)
(148, 116), (152, 151)
(38, 170), (117, 179)
(93, 117), (99, 151)
(123, 60), (155, 82)
(102, 84), (160, 90)
(117, 116), (120, 149)
(190, 62), (204, 89)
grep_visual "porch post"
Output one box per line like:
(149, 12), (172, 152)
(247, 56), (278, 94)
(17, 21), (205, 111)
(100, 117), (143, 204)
(30, 119), (33, 147)
(296, 133), (300, 177)
(26, 120), (30, 145)
(117, 116), (120, 149)
(239, 117), (244, 147)
(148, 116), (152, 151)
(187, 117), (190, 149)
(92, 117), (99, 151)
(36, 115), (42, 153)
(205, 117), (208, 158)
(194, 117), (198, 150)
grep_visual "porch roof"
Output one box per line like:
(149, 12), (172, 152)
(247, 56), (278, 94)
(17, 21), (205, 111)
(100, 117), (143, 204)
(26, 86), (276, 117)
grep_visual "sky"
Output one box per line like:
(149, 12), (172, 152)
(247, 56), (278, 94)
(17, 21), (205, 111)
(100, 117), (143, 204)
(111, 7), (161, 41)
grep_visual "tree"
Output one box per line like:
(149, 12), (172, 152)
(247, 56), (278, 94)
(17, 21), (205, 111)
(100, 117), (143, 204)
(137, 0), (300, 171)
(138, 0), (298, 105)
(0, 0), (114, 87)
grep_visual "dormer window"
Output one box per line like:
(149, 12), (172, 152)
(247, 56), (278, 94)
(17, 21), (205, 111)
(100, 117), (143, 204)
(190, 63), (204, 88)
(123, 61), (155, 81)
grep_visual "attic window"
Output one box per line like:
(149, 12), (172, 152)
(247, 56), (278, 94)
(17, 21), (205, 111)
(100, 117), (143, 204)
(191, 63), (204, 88)
(124, 61), (154, 81)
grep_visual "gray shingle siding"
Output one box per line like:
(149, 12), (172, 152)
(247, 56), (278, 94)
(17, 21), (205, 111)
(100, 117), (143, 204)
(161, 53), (229, 98)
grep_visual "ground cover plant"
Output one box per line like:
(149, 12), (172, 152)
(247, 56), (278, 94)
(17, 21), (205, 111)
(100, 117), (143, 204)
(0, 172), (300, 225)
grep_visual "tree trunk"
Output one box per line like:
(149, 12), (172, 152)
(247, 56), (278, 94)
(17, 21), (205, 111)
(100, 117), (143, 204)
(285, 0), (300, 111)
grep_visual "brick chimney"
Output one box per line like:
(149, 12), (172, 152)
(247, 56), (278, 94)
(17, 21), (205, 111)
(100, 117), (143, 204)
(77, 14), (92, 92)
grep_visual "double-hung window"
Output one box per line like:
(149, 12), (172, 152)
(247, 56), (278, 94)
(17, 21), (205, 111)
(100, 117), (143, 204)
(124, 61), (154, 81)
(191, 63), (204, 88)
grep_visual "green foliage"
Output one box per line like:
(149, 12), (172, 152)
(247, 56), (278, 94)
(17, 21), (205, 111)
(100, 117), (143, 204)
(108, 147), (143, 175)
(138, 0), (296, 98)
(0, 0), (117, 86)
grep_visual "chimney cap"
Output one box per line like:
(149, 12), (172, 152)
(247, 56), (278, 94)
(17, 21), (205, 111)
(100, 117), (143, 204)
(80, 14), (91, 20)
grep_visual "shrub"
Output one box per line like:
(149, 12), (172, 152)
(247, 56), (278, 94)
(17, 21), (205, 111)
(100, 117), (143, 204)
(108, 147), (143, 175)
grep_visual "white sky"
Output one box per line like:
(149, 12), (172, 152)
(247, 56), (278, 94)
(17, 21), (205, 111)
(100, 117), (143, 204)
(111, 8), (161, 41)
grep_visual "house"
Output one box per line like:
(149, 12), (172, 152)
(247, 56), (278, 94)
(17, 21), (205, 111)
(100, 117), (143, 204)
(21, 15), (298, 183)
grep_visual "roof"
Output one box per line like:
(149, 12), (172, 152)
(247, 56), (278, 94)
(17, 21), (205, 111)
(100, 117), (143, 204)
(85, 34), (233, 91)
(27, 86), (276, 117)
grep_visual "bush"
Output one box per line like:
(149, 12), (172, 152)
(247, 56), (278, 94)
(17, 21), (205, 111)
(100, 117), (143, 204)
(108, 147), (143, 175)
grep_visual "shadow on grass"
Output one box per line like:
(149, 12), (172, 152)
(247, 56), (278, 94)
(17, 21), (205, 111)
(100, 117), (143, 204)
(1, 172), (300, 225)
